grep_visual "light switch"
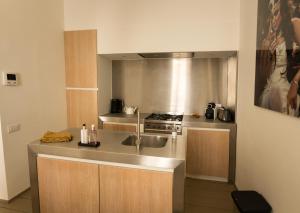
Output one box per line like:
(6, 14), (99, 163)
(7, 124), (21, 134)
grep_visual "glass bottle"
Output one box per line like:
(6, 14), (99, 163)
(89, 124), (98, 144)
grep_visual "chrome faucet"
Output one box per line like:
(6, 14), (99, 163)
(136, 110), (141, 150)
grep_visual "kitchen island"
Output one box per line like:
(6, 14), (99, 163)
(28, 128), (185, 213)
(100, 113), (237, 183)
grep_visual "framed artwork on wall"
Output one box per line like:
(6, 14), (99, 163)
(255, 0), (300, 117)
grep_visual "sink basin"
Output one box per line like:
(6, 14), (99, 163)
(121, 135), (168, 148)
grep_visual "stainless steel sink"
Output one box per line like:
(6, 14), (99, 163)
(121, 135), (168, 148)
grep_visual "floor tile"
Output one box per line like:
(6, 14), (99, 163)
(0, 207), (23, 213)
(18, 190), (31, 200)
(185, 187), (235, 209)
(185, 178), (236, 192)
(0, 198), (32, 213)
(185, 203), (239, 213)
(185, 178), (237, 213)
(1, 179), (238, 213)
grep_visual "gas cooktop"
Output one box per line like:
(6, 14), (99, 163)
(144, 113), (183, 135)
(145, 113), (183, 122)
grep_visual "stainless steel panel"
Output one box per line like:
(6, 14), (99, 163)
(112, 58), (237, 114)
(28, 148), (40, 213)
(121, 134), (168, 148)
(173, 162), (185, 213)
(139, 52), (194, 59)
(227, 57), (238, 111)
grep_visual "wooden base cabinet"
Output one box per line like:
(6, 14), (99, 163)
(37, 158), (175, 213)
(99, 165), (173, 213)
(37, 157), (99, 213)
(186, 129), (230, 181)
(103, 122), (137, 133)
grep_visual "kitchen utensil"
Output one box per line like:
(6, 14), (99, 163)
(205, 102), (216, 119)
(217, 107), (233, 122)
(123, 106), (137, 114)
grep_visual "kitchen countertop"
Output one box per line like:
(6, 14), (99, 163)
(99, 113), (237, 183)
(182, 115), (236, 128)
(28, 128), (185, 170)
(99, 113), (236, 129)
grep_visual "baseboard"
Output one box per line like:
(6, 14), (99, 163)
(186, 174), (228, 182)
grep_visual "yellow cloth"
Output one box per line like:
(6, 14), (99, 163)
(40, 131), (72, 143)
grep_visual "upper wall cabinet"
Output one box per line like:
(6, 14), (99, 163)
(64, 0), (240, 54)
(64, 30), (97, 88)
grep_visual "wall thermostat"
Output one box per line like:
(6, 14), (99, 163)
(2, 72), (18, 86)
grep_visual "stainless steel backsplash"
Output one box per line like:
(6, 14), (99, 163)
(112, 57), (237, 115)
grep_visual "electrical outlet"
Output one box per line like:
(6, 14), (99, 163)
(7, 124), (21, 134)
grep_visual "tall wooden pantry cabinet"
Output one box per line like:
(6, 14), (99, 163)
(64, 30), (98, 128)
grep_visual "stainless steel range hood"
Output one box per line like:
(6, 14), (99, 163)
(138, 52), (194, 59)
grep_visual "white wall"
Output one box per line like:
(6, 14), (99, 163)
(0, 116), (8, 200)
(0, 0), (67, 200)
(237, 1), (300, 212)
(64, 0), (98, 30)
(64, 0), (240, 54)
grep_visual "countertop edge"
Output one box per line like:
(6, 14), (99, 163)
(28, 144), (184, 171)
(28, 129), (186, 171)
(99, 113), (237, 129)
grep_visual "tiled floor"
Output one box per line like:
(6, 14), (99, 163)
(0, 189), (32, 213)
(0, 178), (238, 213)
(185, 178), (238, 213)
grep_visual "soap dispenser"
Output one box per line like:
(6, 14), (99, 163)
(89, 124), (98, 144)
(81, 124), (88, 144)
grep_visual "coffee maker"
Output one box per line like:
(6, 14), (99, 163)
(110, 99), (123, 113)
(205, 103), (216, 119)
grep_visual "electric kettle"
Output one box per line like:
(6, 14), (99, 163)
(123, 106), (137, 115)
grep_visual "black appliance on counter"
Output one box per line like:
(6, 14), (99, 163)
(205, 102), (216, 119)
(110, 99), (123, 113)
(217, 107), (233, 122)
(205, 103), (234, 122)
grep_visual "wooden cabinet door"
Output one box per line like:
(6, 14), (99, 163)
(64, 30), (98, 128)
(37, 157), (99, 213)
(186, 129), (229, 181)
(99, 165), (173, 213)
(66, 90), (98, 128)
(103, 123), (136, 133)
(64, 30), (97, 88)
